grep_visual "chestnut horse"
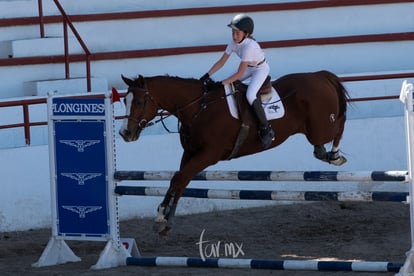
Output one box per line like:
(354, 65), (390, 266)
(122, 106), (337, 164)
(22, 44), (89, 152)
(119, 70), (350, 236)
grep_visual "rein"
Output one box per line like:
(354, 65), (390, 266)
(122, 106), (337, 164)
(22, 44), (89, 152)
(126, 85), (210, 134)
(127, 82), (297, 133)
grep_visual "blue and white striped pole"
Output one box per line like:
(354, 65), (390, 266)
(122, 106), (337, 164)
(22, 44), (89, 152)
(126, 257), (403, 272)
(114, 170), (407, 182)
(115, 186), (408, 202)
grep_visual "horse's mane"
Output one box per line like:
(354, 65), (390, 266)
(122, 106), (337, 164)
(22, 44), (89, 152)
(145, 74), (199, 83)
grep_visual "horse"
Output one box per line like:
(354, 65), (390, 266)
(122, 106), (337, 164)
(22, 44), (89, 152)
(119, 70), (350, 236)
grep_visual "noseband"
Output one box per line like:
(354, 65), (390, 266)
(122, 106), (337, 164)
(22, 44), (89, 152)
(127, 116), (148, 130)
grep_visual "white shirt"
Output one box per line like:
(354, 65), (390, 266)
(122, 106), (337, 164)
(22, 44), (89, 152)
(225, 38), (265, 67)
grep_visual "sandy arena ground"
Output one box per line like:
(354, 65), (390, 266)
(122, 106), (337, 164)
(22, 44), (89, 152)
(0, 201), (409, 275)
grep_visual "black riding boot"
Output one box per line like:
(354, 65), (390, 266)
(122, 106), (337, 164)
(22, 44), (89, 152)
(252, 99), (275, 149)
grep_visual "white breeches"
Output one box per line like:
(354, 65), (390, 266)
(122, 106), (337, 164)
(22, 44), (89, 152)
(239, 62), (270, 105)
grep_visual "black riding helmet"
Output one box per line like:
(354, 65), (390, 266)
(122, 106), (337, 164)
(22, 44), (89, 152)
(227, 14), (254, 34)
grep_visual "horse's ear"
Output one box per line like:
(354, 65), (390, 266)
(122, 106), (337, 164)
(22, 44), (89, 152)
(121, 74), (133, 86)
(137, 75), (146, 87)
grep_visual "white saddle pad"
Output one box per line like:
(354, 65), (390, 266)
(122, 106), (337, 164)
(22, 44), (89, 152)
(224, 84), (285, 120)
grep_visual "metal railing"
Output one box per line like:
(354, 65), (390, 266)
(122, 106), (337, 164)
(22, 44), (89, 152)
(37, 0), (44, 38)
(0, 98), (47, 145)
(52, 0), (92, 92)
(1, 72), (413, 146)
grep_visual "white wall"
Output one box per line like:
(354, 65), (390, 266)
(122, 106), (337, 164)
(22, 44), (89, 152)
(0, 115), (408, 232)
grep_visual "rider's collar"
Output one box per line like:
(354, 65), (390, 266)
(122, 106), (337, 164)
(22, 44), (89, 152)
(237, 36), (249, 45)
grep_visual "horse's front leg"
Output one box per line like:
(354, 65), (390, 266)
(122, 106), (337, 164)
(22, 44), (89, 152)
(154, 172), (190, 236)
(154, 149), (220, 236)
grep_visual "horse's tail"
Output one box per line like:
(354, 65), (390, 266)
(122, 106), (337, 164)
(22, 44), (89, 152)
(319, 70), (350, 118)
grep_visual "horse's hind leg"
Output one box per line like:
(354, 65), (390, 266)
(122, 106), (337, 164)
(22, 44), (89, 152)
(329, 115), (347, 165)
(314, 116), (347, 166)
(313, 145), (347, 166)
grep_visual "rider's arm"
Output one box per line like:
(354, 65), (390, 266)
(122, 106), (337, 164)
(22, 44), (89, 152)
(221, 61), (248, 85)
(207, 53), (230, 76)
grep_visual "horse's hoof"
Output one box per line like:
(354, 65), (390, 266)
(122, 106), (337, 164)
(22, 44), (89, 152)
(158, 226), (172, 237)
(329, 156), (347, 166)
(153, 221), (165, 233)
(153, 221), (171, 237)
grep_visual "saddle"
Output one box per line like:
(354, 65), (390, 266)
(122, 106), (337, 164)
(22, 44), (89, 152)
(226, 76), (272, 159)
(232, 76), (273, 101)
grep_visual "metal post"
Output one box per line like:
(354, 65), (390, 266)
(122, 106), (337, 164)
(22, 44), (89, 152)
(86, 55), (91, 92)
(63, 20), (69, 79)
(23, 104), (30, 145)
(37, 0), (45, 38)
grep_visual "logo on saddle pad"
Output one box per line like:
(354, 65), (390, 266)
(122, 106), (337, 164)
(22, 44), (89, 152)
(224, 85), (285, 120)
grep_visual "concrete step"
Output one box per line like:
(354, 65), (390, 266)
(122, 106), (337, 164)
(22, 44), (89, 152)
(0, 0), (269, 19)
(0, 41), (12, 58)
(0, 0), (37, 19)
(8, 37), (84, 58)
(23, 77), (108, 96)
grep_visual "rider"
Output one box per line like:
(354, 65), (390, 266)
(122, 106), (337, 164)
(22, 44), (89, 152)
(200, 13), (275, 149)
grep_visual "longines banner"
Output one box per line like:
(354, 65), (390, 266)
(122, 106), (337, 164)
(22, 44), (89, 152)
(52, 98), (109, 237)
(52, 98), (105, 116)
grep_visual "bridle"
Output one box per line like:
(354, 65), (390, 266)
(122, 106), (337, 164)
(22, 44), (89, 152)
(125, 83), (204, 134)
(125, 86), (158, 132)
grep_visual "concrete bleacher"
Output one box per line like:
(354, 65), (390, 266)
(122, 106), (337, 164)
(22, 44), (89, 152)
(0, 0), (413, 98)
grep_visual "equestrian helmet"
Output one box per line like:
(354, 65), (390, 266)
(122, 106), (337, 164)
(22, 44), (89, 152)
(227, 14), (254, 34)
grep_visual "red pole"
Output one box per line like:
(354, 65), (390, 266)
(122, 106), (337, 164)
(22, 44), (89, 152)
(63, 19), (69, 79)
(54, 0), (93, 87)
(23, 104), (31, 145)
(86, 55), (91, 92)
(37, 0), (45, 38)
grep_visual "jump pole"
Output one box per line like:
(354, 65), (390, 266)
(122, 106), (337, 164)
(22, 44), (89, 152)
(114, 170), (408, 182)
(115, 186), (408, 202)
(125, 256), (403, 272)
